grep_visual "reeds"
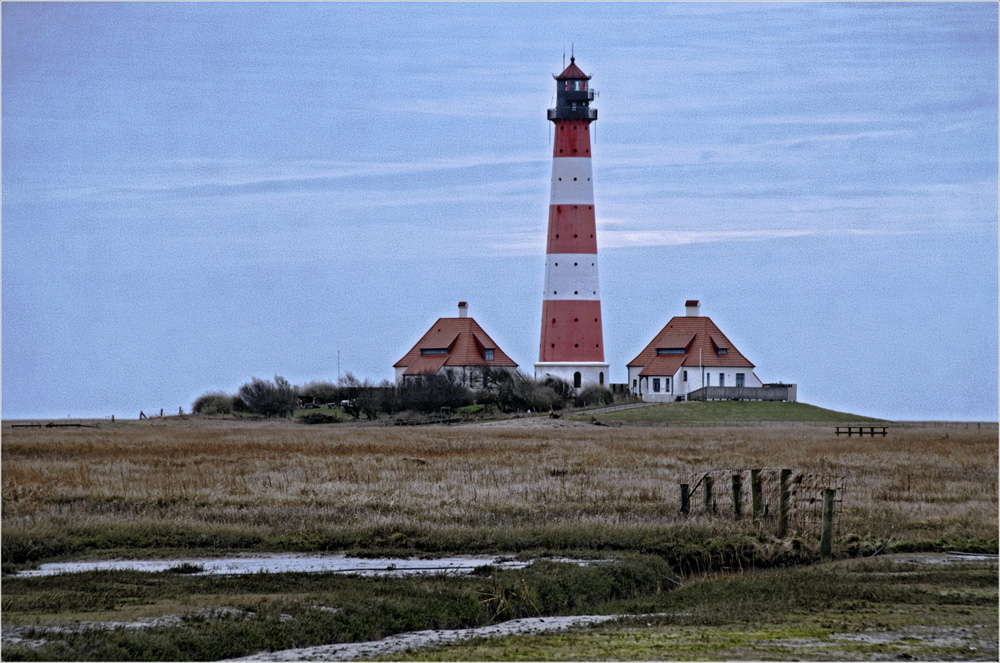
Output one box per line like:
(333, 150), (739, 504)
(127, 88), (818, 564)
(2, 419), (996, 562)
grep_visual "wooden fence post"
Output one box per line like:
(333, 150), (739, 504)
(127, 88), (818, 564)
(680, 484), (690, 516)
(778, 469), (791, 537)
(751, 469), (762, 521)
(703, 475), (714, 513)
(820, 488), (836, 561)
(732, 474), (742, 520)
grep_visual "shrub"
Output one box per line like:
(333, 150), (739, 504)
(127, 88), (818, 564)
(574, 385), (614, 408)
(299, 412), (341, 425)
(191, 392), (233, 415)
(543, 377), (575, 403)
(237, 376), (297, 418)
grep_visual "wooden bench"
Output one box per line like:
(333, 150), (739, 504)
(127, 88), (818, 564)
(835, 426), (887, 437)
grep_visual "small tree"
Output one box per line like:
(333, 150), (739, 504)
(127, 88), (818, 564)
(341, 373), (379, 420)
(237, 376), (297, 418)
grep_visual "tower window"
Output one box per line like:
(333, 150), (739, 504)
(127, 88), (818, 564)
(574, 372), (581, 388)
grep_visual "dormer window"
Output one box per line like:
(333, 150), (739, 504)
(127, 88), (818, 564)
(484, 349), (494, 361)
(717, 348), (728, 356)
(421, 348), (448, 355)
(657, 348), (685, 355)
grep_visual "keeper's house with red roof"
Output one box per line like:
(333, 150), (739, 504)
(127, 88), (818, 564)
(394, 302), (518, 389)
(627, 300), (794, 403)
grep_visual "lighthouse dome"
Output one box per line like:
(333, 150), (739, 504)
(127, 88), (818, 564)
(554, 56), (591, 80)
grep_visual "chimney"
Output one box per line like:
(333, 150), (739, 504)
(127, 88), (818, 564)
(685, 300), (701, 317)
(458, 301), (468, 318)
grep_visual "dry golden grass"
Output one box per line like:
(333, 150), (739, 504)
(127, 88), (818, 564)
(2, 417), (996, 558)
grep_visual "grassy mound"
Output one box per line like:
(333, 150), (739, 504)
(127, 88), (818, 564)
(585, 400), (884, 424)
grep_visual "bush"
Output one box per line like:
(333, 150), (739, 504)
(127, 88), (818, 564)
(191, 392), (233, 415)
(574, 385), (614, 408)
(299, 412), (341, 425)
(237, 376), (297, 418)
(543, 377), (575, 403)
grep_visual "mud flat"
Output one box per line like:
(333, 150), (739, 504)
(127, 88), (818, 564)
(14, 554), (605, 578)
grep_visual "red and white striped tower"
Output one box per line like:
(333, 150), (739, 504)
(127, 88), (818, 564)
(534, 56), (609, 391)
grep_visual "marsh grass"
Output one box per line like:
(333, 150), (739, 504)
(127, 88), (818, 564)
(2, 419), (996, 567)
(380, 560), (1000, 661)
(0, 558), (672, 661)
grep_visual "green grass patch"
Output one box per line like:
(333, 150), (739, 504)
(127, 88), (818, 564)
(582, 400), (884, 424)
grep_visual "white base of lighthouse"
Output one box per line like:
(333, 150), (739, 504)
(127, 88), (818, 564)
(534, 361), (610, 392)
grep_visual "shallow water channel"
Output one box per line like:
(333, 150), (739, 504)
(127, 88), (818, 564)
(15, 553), (602, 578)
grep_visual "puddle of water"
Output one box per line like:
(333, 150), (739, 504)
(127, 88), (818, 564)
(15, 554), (602, 578)
(224, 614), (630, 662)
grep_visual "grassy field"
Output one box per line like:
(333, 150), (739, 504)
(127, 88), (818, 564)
(2, 413), (996, 660)
(3, 415), (996, 565)
(582, 400), (886, 423)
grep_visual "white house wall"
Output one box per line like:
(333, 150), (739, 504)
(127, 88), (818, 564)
(629, 364), (762, 402)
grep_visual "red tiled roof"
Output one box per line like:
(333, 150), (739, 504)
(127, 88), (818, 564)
(400, 354), (449, 376)
(638, 354), (686, 378)
(395, 317), (518, 371)
(654, 331), (695, 350)
(627, 315), (754, 370)
(555, 57), (590, 80)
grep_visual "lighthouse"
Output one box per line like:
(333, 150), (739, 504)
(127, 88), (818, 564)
(534, 56), (609, 391)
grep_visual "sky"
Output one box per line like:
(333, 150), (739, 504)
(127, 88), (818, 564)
(2, 2), (997, 422)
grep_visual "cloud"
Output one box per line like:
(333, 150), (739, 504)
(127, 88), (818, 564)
(475, 225), (925, 257)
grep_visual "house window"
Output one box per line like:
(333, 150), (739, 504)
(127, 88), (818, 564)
(652, 378), (661, 392)
(736, 373), (745, 387)
(665, 378), (671, 392)
(573, 372), (581, 388)
(421, 348), (447, 355)
(719, 373), (725, 387)
(683, 370), (688, 382)
(632, 379), (637, 388)
(485, 349), (494, 361)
